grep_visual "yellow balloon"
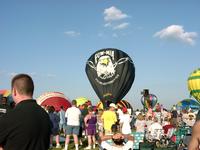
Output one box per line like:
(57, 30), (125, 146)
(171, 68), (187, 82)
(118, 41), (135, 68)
(75, 97), (89, 106)
(188, 68), (200, 102)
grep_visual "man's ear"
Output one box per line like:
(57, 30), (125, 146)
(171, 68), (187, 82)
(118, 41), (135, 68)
(12, 87), (17, 96)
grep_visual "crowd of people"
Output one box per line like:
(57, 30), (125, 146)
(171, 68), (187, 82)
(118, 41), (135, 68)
(0, 73), (199, 150)
(40, 100), (134, 150)
(39, 98), (197, 149)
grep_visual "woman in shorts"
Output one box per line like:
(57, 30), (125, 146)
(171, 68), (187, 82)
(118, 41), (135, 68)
(84, 107), (97, 149)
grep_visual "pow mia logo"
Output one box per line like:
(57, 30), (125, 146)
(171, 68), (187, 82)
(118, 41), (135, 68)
(96, 55), (115, 79)
(87, 50), (132, 85)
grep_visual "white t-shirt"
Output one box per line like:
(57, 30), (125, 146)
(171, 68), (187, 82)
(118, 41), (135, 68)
(148, 122), (163, 140)
(120, 114), (132, 134)
(146, 120), (153, 128)
(117, 109), (123, 121)
(134, 119), (145, 132)
(65, 106), (81, 126)
(101, 141), (133, 150)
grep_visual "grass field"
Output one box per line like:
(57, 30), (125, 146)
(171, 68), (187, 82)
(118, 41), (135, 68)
(50, 137), (99, 150)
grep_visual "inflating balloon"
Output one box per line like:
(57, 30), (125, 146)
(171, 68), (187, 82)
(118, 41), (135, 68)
(141, 94), (158, 109)
(0, 89), (11, 97)
(116, 100), (133, 115)
(86, 48), (135, 108)
(75, 97), (90, 107)
(188, 68), (200, 102)
(0, 89), (13, 104)
(176, 99), (200, 110)
(96, 100), (133, 115)
(37, 92), (71, 111)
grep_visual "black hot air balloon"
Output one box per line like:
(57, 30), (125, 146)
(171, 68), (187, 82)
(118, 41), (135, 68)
(85, 48), (135, 108)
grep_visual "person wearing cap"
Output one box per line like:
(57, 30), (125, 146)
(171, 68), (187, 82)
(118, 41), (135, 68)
(101, 103), (117, 135)
(120, 107), (132, 135)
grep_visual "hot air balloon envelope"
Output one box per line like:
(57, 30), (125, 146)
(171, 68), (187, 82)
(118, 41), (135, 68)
(96, 100), (133, 115)
(75, 97), (90, 107)
(0, 89), (11, 97)
(188, 68), (200, 102)
(0, 89), (13, 104)
(176, 99), (200, 110)
(86, 48), (135, 108)
(37, 92), (71, 111)
(141, 94), (158, 109)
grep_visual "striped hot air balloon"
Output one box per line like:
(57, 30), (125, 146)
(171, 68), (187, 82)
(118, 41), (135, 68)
(0, 89), (13, 104)
(141, 94), (158, 110)
(37, 92), (71, 111)
(188, 68), (200, 102)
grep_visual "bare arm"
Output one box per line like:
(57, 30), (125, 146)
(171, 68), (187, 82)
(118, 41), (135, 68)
(84, 115), (89, 127)
(188, 121), (200, 150)
(100, 135), (113, 142)
(124, 134), (134, 142)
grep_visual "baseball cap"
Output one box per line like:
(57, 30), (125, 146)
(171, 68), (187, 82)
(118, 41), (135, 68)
(109, 103), (117, 108)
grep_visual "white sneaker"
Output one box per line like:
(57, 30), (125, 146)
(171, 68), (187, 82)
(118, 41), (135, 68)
(56, 144), (61, 148)
(93, 144), (96, 149)
(84, 146), (91, 149)
(62, 145), (68, 150)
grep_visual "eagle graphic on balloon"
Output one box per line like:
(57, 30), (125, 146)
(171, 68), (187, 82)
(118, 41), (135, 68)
(85, 48), (135, 109)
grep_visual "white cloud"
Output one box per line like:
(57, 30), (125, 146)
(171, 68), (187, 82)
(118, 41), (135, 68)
(113, 22), (129, 30)
(103, 6), (130, 31)
(104, 6), (128, 22)
(64, 31), (80, 37)
(154, 25), (198, 45)
(104, 23), (112, 27)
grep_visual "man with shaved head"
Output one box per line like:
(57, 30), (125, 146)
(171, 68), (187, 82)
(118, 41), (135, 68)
(0, 74), (52, 150)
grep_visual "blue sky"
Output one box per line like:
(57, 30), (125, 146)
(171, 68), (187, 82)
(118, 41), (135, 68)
(0, 0), (199, 109)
